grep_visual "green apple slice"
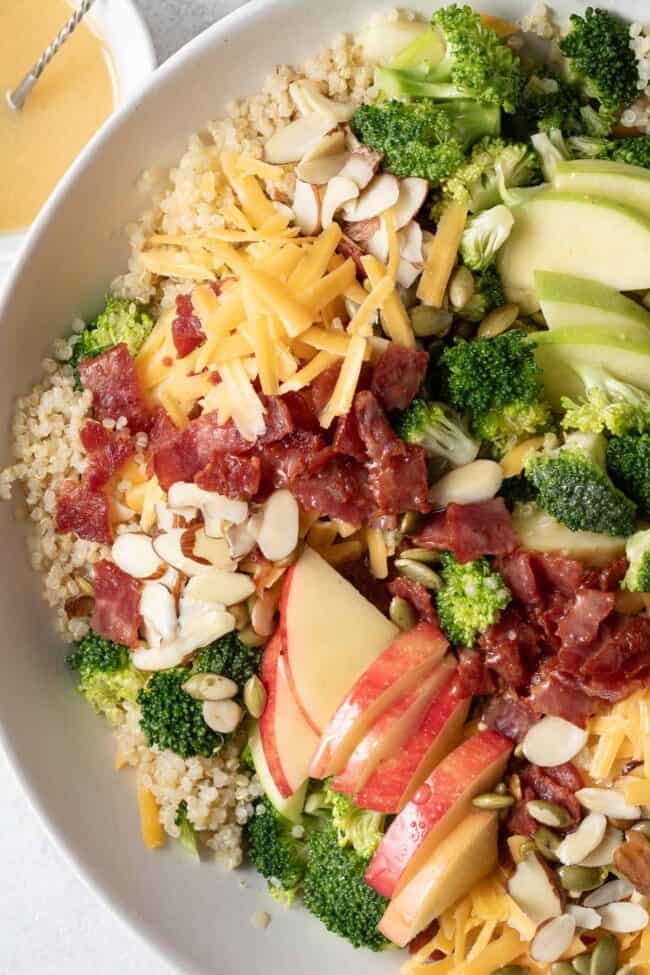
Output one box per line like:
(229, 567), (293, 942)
(535, 270), (650, 340)
(553, 159), (650, 217)
(497, 191), (650, 293)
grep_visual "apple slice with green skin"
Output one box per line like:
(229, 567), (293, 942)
(535, 270), (650, 340)
(553, 159), (650, 218)
(281, 546), (398, 735)
(309, 621), (449, 780)
(365, 729), (512, 899)
(378, 811), (499, 947)
(331, 656), (456, 797)
(248, 721), (307, 823)
(355, 673), (470, 814)
(497, 190), (650, 293)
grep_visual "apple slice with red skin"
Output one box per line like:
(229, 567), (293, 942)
(379, 811), (499, 947)
(309, 621), (449, 779)
(332, 656), (456, 797)
(259, 629), (292, 797)
(281, 547), (398, 735)
(354, 672), (470, 815)
(365, 729), (512, 899)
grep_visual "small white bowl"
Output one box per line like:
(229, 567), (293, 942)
(0, 0), (155, 283)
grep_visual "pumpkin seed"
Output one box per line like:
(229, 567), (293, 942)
(410, 305), (453, 337)
(552, 963), (577, 975)
(449, 266), (475, 310)
(527, 800), (573, 828)
(572, 954), (593, 975)
(238, 625), (266, 648)
(399, 547), (442, 564)
(389, 595), (418, 632)
(631, 820), (650, 840)
(495, 782), (509, 796)
(478, 302), (519, 339)
(490, 967), (528, 975)
(591, 935), (619, 975)
(473, 792), (515, 810)
(182, 673), (239, 702)
(394, 558), (442, 590)
(519, 839), (537, 859)
(400, 511), (420, 534)
(202, 699), (244, 735)
(534, 827), (561, 862)
(558, 865), (608, 893)
(243, 675), (267, 719)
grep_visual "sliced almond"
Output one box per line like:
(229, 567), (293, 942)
(264, 112), (337, 165)
(112, 532), (163, 580)
(344, 217), (380, 244)
(289, 80), (356, 123)
(184, 570), (255, 607)
(566, 904), (601, 931)
(343, 172), (400, 222)
(584, 878), (635, 909)
(577, 788), (641, 820)
(394, 177), (429, 229)
(599, 902), (649, 933)
(530, 914), (576, 964)
(556, 813), (607, 866)
(256, 490), (299, 562)
(399, 220), (423, 264)
(167, 482), (248, 538)
(580, 827), (624, 867)
(158, 566), (180, 592)
(338, 146), (383, 191)
(131, 643), (191, 671)
(523, 716), (589, 768)
(182, 673), (238, 702)
(140, 581), (178, 647)
(153, 529), (214, 577)
(202, 699), (244, 735)
(397, 260), (421, 289)
(507, 851), (564, 925)
(177, 601), (235, 651)
(321, 176), (359, 228)
(192, 530), (236, 571)
(293, 180), (322, 235)
(296, 128), (348, 185)
(226, 519), (259, 559)
(366, 220), (389, 264)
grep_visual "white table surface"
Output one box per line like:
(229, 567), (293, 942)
(0, 4), (247, 972)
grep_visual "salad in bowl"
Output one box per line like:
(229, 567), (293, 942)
(4, 4), (650, 973)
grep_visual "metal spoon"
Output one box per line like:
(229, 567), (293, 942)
(6, 0), (98, 112)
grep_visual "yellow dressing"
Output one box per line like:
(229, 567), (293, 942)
(0, 0), (116, 232)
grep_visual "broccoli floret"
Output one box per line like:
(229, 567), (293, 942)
(352, 99), (500, 184)
(322, 783), (385, 859)
(378, 4), (521, 112)
(66, 631), (145, 726)
(561, 365), (650, 437)
(441, 329), (553, 456)
(519, 69), (586, 135)
(462, 265), (506, 323)
(526, 432), (637, 536)
(246, 796), (307, 906)
(623, 530), (650, 593)
(303, 825), (389, 951)
(436, 552), (510, 648)
(559, 8), (639, 117)
(607, 434), (650, 517)
(71, 295), (153, 374)
(137, 668), (223, 758)
(175, 801), (199, 859)
(431, 138), (541, 216)
(396, 399), (479, 467)
(567, 136), (650, 169)
(191, 632), (262, 687)
(460, 205), (514, 272)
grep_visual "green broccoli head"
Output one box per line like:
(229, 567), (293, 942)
(137, 668), (223, 758)
(559, 7), (639, 115)
(474, 400), (554, 459)
(561, 365), (650, 437)
(435, 551), (511, 648)
(246, 796), (307, 905)
(396, 398), (479, 467)
(322, 782), (385, 859)
(191, 632), (262, 687)
(623, 530), (650, 593)
(303, 825), (389, 951)
(66, 631), (145, 726)
(526, 432), (637, 536)
(567, 136), (650, 170)
(607, 433), (650, 518)
(175, 801), (199, 859)
(462, 265), (506, 323)
(72, 295), (153, 371)
(351, 99), (500, 184)
(431, 138), (541, 216)
(460, 204), (514, 272)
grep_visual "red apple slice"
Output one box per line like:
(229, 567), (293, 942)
(259, 630), (292, 798)
(379, 811), (499, 947)
(355, 673), (470, 814)
(281, 547), (397, 735)
(332, 656), (456, 796)
(365, 729), (512, 899)
(309, 621), (449, 779)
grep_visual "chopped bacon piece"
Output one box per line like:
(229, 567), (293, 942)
(56, 480), (112, 544)
(499, 550), (542, 605)
(556, 589), (615, 648)
(80, 421), (135, 491)
(455, 650), (495, 698)
(583, 556), (628, 592)
(260, 396), (294, 444)
(292, 456), (368, 527)
(480, 606), (542, 689)
(195, 454), (261, 499)
(333, 411), (367, 463)
(354, 389), (404, 463)
(259, 430), (326, 492)
(483, 694), (538, 742)
(388, 576), (438, 623)
(529, 666), (596, 727)
(580, 613), (650, 680)
(153, 412), (254, 490)
(411, 512), (449, 550)
(544, 761), (583, 794)
(310, 364), (342, 417)
(79, 344), (150, 433)
(446, 499), (518, 563)
(91, 560), (142, 648)
(368, 444), (430, 515)
(172, 294), (205, 358)
(281, 391), (320, 433)
(508, 793), (539, 837)
(371, 345), (429, 413)
(520, 763), (581, 827)
(531, 553), (584, 596)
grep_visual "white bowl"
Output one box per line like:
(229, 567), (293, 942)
(0, 0), (155, 284)
(0, 1), (645, 973)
